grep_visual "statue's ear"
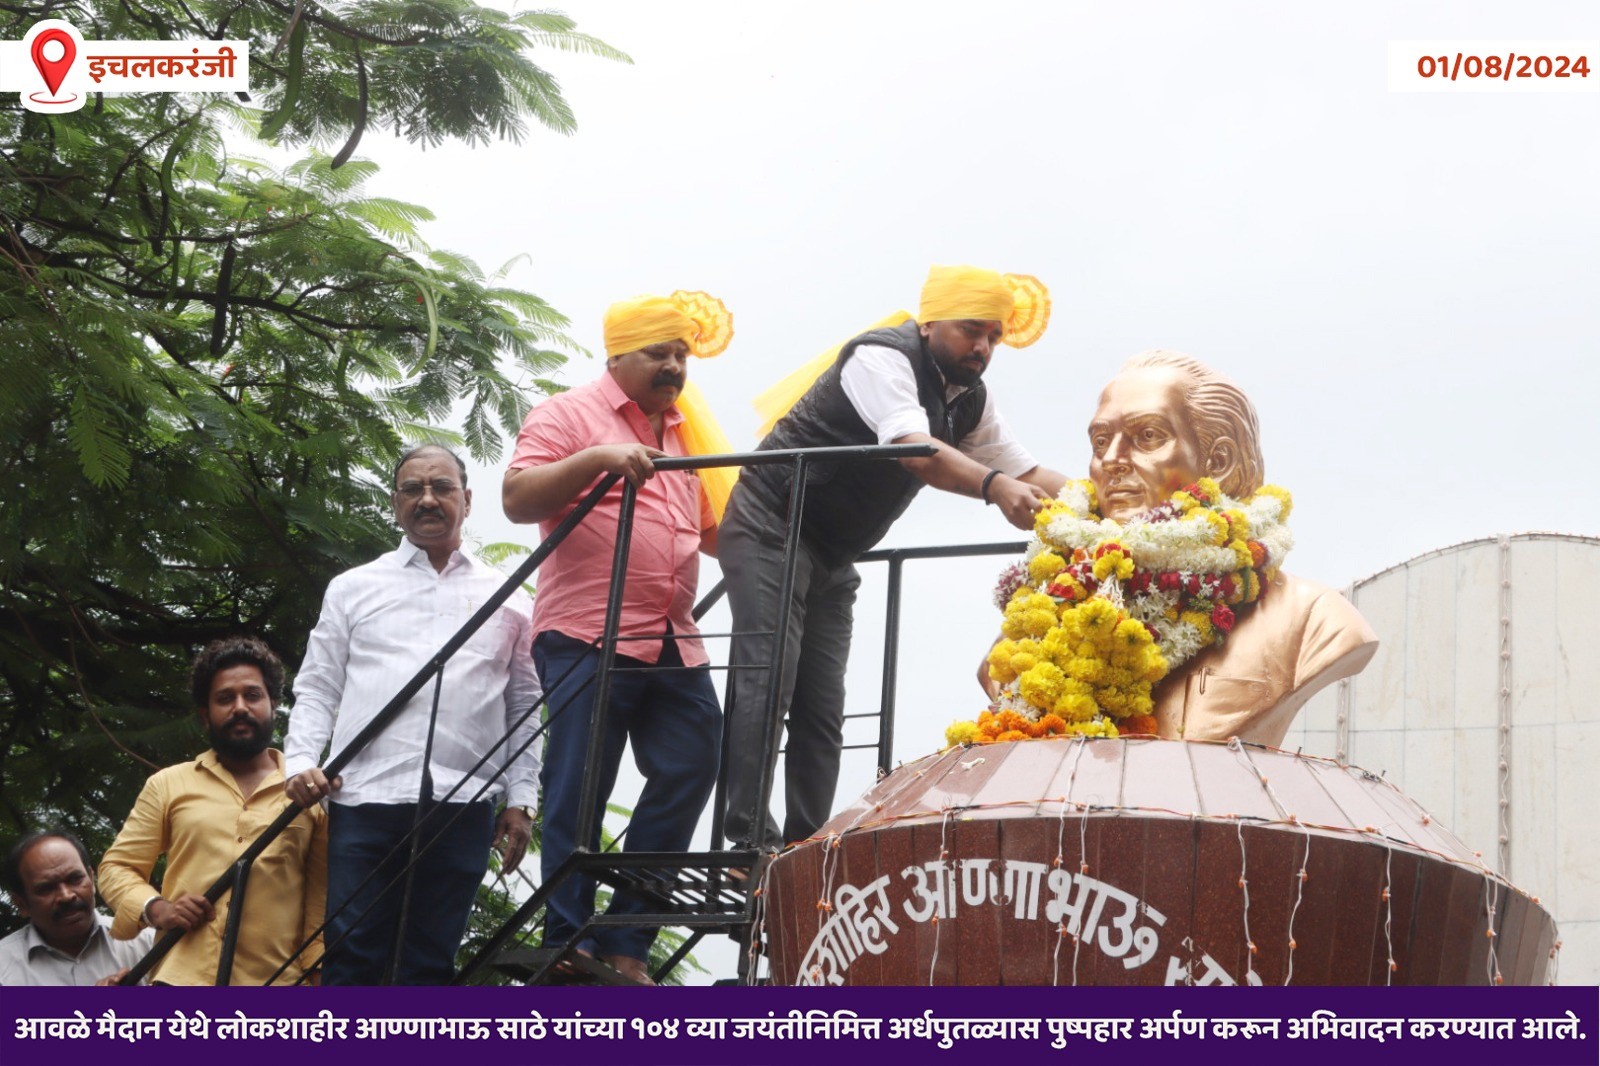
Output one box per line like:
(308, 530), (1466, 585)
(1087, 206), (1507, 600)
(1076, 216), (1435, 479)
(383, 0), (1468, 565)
(1205, 437), (1240, 488)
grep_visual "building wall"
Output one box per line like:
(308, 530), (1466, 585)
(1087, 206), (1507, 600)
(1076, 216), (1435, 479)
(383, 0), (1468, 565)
(1283, 534), (1599, 985)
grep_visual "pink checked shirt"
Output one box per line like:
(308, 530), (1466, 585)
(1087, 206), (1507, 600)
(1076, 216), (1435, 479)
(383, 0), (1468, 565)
(509, 372), (714, 666)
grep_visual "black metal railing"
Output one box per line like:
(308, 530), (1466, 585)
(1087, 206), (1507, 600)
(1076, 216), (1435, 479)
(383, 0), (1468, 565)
(120, 443), (938, 986)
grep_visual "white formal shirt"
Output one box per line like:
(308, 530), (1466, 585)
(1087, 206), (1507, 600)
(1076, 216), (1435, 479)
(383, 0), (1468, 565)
(839, 345), (1038, 477)
(285, 538), (542, 809)
(0, 915), (154, 986)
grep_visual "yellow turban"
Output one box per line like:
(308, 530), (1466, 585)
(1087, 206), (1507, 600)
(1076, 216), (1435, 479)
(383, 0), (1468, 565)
(603, 290), (734, 359)
(751, 266), (1051, 432)
(917, 265), (1051, 349)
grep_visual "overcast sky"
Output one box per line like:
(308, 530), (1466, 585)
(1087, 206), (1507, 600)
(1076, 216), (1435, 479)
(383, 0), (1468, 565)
(343, 1), (1597, 978)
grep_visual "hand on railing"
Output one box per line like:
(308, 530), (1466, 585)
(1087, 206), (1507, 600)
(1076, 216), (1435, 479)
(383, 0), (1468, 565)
(146, 893), (216, 933)
(285, 768), (342, 808)
(593, 443), (665, 489)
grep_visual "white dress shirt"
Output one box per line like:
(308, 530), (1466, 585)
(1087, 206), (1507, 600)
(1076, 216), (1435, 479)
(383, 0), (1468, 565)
(0, 915), (155, 986)
(839, 345), (1039, 477)
(285, 538), (542, 809)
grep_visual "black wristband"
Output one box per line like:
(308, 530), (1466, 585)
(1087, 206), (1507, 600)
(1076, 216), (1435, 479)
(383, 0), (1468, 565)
(980, 469), (1002, 505)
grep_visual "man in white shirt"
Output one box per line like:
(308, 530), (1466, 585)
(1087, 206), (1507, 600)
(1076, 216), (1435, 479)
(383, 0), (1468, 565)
(283, 444), (541, 984)
(1, 830), (155, 986)
(720, 266), (1067, 850)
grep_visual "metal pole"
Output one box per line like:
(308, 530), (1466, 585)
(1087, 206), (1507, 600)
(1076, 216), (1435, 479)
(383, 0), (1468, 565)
(877, 556), (904, 777)
(651, 929), (706, 984)
(212, 859), (250, 986)
(385, 666), (446, 985)
(692, 578), (725, 620)
(710, 667), (736, 848)
(574, 479), (637, 851)
(748, 455), (809, 849)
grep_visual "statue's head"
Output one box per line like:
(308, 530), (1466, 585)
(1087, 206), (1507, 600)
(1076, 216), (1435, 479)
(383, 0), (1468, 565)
(1088, 350), (1264, 521)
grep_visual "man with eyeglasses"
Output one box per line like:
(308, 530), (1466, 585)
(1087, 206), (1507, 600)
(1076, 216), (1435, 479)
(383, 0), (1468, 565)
(284, 444), (541, 985)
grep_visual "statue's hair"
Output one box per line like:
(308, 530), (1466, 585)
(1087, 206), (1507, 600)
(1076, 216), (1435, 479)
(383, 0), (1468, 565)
(1120, 350), (1264, 497)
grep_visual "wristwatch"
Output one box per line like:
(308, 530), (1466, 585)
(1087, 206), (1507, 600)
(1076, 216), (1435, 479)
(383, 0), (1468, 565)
(511, 805), (536, 820)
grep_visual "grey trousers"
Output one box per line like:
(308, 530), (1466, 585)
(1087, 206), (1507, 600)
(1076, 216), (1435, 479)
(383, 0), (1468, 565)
(718, 485), (861, 847)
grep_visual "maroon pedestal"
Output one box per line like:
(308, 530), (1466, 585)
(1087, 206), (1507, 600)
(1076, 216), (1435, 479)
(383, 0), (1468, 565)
(761, 737), (1555, 986)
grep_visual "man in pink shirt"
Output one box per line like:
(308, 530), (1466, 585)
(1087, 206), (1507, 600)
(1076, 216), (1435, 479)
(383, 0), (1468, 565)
(502, 292), (732, 985)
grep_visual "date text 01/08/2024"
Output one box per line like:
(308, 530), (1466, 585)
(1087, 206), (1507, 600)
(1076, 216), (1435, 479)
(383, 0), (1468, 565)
(1417, 52), (1591, 80)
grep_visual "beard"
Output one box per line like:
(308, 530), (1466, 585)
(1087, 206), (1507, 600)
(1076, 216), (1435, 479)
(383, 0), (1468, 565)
(928, 338), (985, 388)
(209, 716), (273, 759)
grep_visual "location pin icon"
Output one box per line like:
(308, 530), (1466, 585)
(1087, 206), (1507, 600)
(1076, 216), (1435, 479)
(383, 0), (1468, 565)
(31, 28), (76, 96)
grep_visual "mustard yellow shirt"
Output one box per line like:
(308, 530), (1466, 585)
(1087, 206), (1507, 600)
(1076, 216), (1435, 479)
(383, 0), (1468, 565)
(98, 749), (326, 986)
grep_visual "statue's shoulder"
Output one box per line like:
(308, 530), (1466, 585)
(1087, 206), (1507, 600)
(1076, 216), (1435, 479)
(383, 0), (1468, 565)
(1266, 571), (1378, 684)
(1271, 571), (1367, 624)
(1274, 569), (1329, 602)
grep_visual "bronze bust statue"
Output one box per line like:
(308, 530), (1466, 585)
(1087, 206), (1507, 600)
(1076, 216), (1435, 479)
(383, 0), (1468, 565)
(980, 350), (1376, 747)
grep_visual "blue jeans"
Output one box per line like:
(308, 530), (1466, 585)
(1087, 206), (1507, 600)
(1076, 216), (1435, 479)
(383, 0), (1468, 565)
(322, 800), (493, 985)
(534, 630), (722, 961)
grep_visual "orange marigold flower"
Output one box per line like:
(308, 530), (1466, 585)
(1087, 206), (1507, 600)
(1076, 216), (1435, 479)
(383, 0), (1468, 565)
(998, 709), (1029, 732)
(1248, 540), (1267, 568)
(1120, 714), (1159, 736)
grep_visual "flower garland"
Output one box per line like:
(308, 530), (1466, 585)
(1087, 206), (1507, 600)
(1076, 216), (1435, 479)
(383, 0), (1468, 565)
(946, 477), (1293, 746)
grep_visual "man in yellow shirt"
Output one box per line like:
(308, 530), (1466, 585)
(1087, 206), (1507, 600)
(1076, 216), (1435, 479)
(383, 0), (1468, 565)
(99, 637), (327, 985)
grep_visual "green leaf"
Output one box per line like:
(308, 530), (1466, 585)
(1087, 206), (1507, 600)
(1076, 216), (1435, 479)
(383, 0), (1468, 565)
(65, 388), (133, 488)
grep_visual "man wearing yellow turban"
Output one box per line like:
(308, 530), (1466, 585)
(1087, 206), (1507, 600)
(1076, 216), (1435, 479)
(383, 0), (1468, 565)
(501, 291), (732, 984)
(720, 266), (1068, 852)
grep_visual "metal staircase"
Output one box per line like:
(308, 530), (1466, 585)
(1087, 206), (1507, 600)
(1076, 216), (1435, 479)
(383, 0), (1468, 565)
(462, 848), (761, 984)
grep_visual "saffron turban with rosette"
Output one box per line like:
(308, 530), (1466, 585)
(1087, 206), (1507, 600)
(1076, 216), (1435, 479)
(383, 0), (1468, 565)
(917, 264), (1051, 349)
(751, 265), (1052, 434)
(602, 291), (734, 358)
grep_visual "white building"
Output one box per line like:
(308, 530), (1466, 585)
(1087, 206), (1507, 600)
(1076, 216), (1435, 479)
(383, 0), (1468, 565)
(1283, 533), (1599, 985)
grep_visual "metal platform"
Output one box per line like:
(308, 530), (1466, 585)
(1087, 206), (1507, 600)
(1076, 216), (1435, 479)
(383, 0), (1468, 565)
(459, 848), (762, 985)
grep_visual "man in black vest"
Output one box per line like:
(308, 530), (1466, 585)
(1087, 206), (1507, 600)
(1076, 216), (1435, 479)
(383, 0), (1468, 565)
(719, 265), (1067, 850)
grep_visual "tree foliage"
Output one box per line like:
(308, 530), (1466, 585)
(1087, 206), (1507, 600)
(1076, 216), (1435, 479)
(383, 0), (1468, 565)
(0, 0), (624, 935)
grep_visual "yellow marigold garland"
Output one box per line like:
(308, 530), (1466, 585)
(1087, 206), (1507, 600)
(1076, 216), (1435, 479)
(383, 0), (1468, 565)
(947, 478), (1293, 747)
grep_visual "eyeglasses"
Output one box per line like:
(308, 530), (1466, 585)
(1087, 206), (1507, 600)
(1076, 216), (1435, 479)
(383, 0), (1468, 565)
(396, 480), (461, 499)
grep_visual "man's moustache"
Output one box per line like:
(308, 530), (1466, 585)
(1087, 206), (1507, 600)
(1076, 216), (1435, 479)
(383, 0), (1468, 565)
(653, 375), (684, 389)
(52, 898), (89, 920)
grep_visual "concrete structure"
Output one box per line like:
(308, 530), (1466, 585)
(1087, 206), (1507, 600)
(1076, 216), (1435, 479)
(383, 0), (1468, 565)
(1283, 533), (1599, 985)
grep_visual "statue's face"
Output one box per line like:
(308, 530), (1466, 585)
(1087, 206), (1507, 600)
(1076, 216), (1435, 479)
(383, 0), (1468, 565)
(1088, 366), (1207, 521)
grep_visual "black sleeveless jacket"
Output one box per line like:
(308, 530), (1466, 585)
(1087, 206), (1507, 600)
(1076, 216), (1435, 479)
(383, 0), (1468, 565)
(737, 320), (987, 566)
